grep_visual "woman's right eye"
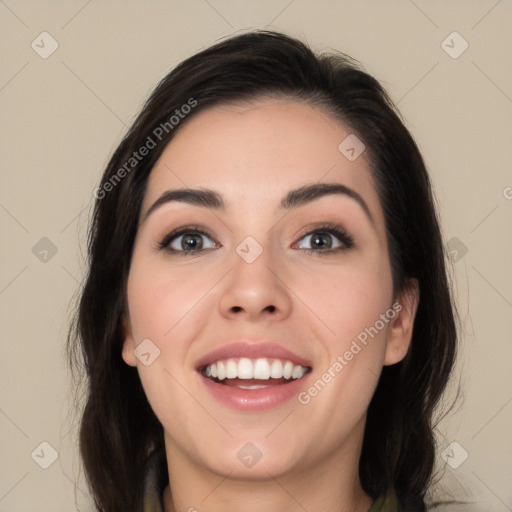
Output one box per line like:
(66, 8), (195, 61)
(158, 227), (218, 255)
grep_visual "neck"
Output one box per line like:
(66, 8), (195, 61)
(163, 480), (372, 512)
(162, 427), (373, 512)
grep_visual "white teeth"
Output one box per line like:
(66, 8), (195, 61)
(283, 361), (294, 379)
(238, 358), (253, 379)
(217, 360), (226, 380)
(203, 357), (309, 381)
(226, 359), (237, 379)
(291, 365), (303, 379)
(270, 360), (282, 378)
(253, 358), (270, 380)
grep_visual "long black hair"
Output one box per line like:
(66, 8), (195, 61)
(67, 30), (457, 511)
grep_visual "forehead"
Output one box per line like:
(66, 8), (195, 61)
(143, 98), (381, 220)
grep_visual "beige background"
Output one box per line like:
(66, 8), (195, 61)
(1, 1), (511, 510)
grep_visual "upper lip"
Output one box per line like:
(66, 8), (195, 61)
(195, 341), (313, 370)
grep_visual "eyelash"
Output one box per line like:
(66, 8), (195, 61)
(157, 223), (355, 256)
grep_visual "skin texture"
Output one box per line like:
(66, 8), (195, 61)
(122, 98), (419, 512)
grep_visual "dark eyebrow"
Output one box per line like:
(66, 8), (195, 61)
(143, 188), (225, 222)
(279, 183), (374, 225)
(143, 183), (373, 225)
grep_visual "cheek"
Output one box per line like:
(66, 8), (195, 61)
(125, 263), (211, 423)
(293, 265), (393, 445)
(292, 253), (393, 346)
(126, 258), (216, 345)
(291, 251), (393, 398)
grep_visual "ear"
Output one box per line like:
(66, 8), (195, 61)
(384, 279), (420, 366)
(121, 314), (137, 367)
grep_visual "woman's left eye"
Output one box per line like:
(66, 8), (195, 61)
(294, 224), (354, 254)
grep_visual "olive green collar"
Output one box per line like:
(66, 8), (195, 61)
(368, 486), (401, 512)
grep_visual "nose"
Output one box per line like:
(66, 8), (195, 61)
(218, 244), (293, 322)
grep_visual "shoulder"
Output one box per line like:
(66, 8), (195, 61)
(142, 449), (168, 512)
(370, 487), (425, 512)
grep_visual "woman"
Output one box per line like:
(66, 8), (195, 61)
(68, 30), (457, 511)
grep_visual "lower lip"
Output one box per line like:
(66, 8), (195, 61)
(198, 373), (311, 411)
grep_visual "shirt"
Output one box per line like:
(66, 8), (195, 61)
(142, 450), (401, 512)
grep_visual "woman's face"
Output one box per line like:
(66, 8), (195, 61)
(122, 98), (417, 481)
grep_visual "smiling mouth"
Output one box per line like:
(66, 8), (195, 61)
(199, 357), (312, 389)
